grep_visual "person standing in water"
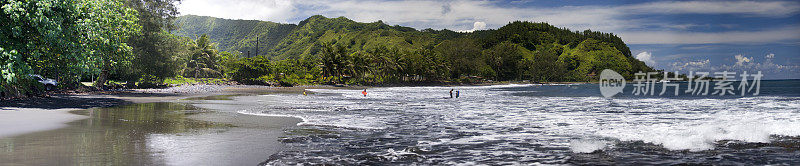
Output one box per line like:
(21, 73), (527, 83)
(303, 89), (307, 96)
(456, 90), (460, 98)
(362, 89), (368, 97)
(450, 89), (454, 98)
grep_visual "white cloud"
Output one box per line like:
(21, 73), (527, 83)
(661, 24), (706, 30)
(286, 0), (631, 33)
(458, 21), (487, 32)
(734, 54), (753, 66)
(178, 0), (295, 22)
(722, 54), (800, 79)
(765, 53), (775, 59)
(176, 0), (800, 44)
(670, 59), (711, 71)
(619, 26), (800, 44)
(177, 0), (629, 32)
(622, 1), (800, 17)
(668, 53), (800, 79)
(635, 52), (656, 66)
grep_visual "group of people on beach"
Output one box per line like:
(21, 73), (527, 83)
(302, 88), (461, 98)
(449, 89), (460, 98)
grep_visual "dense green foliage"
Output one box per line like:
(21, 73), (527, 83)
(80, 0), (141, 88)
(120, 0), (185, 85)
(0, 0), (202, 95)
(176, 15), (654, 85)
(1, 0), (141, 95)
(1, 7), (654, 97)
(182, 34), (222, 78)
(173, 15), (296, 58)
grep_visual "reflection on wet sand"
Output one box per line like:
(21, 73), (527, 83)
(0, 102), (295, 165)
(182, 94), (239, 101)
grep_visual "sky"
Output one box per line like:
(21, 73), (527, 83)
(177, 0), (800, 79)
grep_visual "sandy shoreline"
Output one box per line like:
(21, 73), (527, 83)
(0, 82), (572, 138)
(0, 108), (86, 138)
(0, 84), (312, 165)
(1, 83), (594, 165)
(0, 89), (198, 138)
(0, 84), (316, 136)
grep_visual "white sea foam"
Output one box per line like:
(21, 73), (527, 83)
(599, 122), (798, 151)
(237, 110), (307, 122)
(241, 85), (800, 153)
(447, 133), (538, 145)
(380, 148), (422, 162)
(238, 109), (387, 130)
(570, 139), (608, 153)
(594, 97), (800, 151)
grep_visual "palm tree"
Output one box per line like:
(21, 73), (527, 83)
(183, 34), (221, 78)
(321, 43), (347, 83)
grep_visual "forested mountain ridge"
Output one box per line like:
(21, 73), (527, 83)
(174, 15), (441, 59)
(173, 15), (654, 84)
(267, 15), (439, 60)
(173, 15), (296, 57)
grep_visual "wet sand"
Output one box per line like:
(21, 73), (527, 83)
(0, 108), (86, 138)
(0, 91), (202, 139)
(0, 85), (307, 165)
(0, 85), (312, 138)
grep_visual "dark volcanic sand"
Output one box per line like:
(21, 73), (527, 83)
(1, 85), (304, 165)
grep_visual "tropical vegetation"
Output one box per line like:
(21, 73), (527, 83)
(0, 3), (654, 97)
(174, 15), (654, 85)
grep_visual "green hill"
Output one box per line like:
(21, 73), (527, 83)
(173, 15), (296, 57)
(173, 15), (653, 83)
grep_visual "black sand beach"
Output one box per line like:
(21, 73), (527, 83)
(0, 85), (305, 165)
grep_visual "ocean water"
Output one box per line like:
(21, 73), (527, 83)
(238, 80), (800, 165)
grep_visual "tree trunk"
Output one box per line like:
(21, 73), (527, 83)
(95, 61), (111, 89)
